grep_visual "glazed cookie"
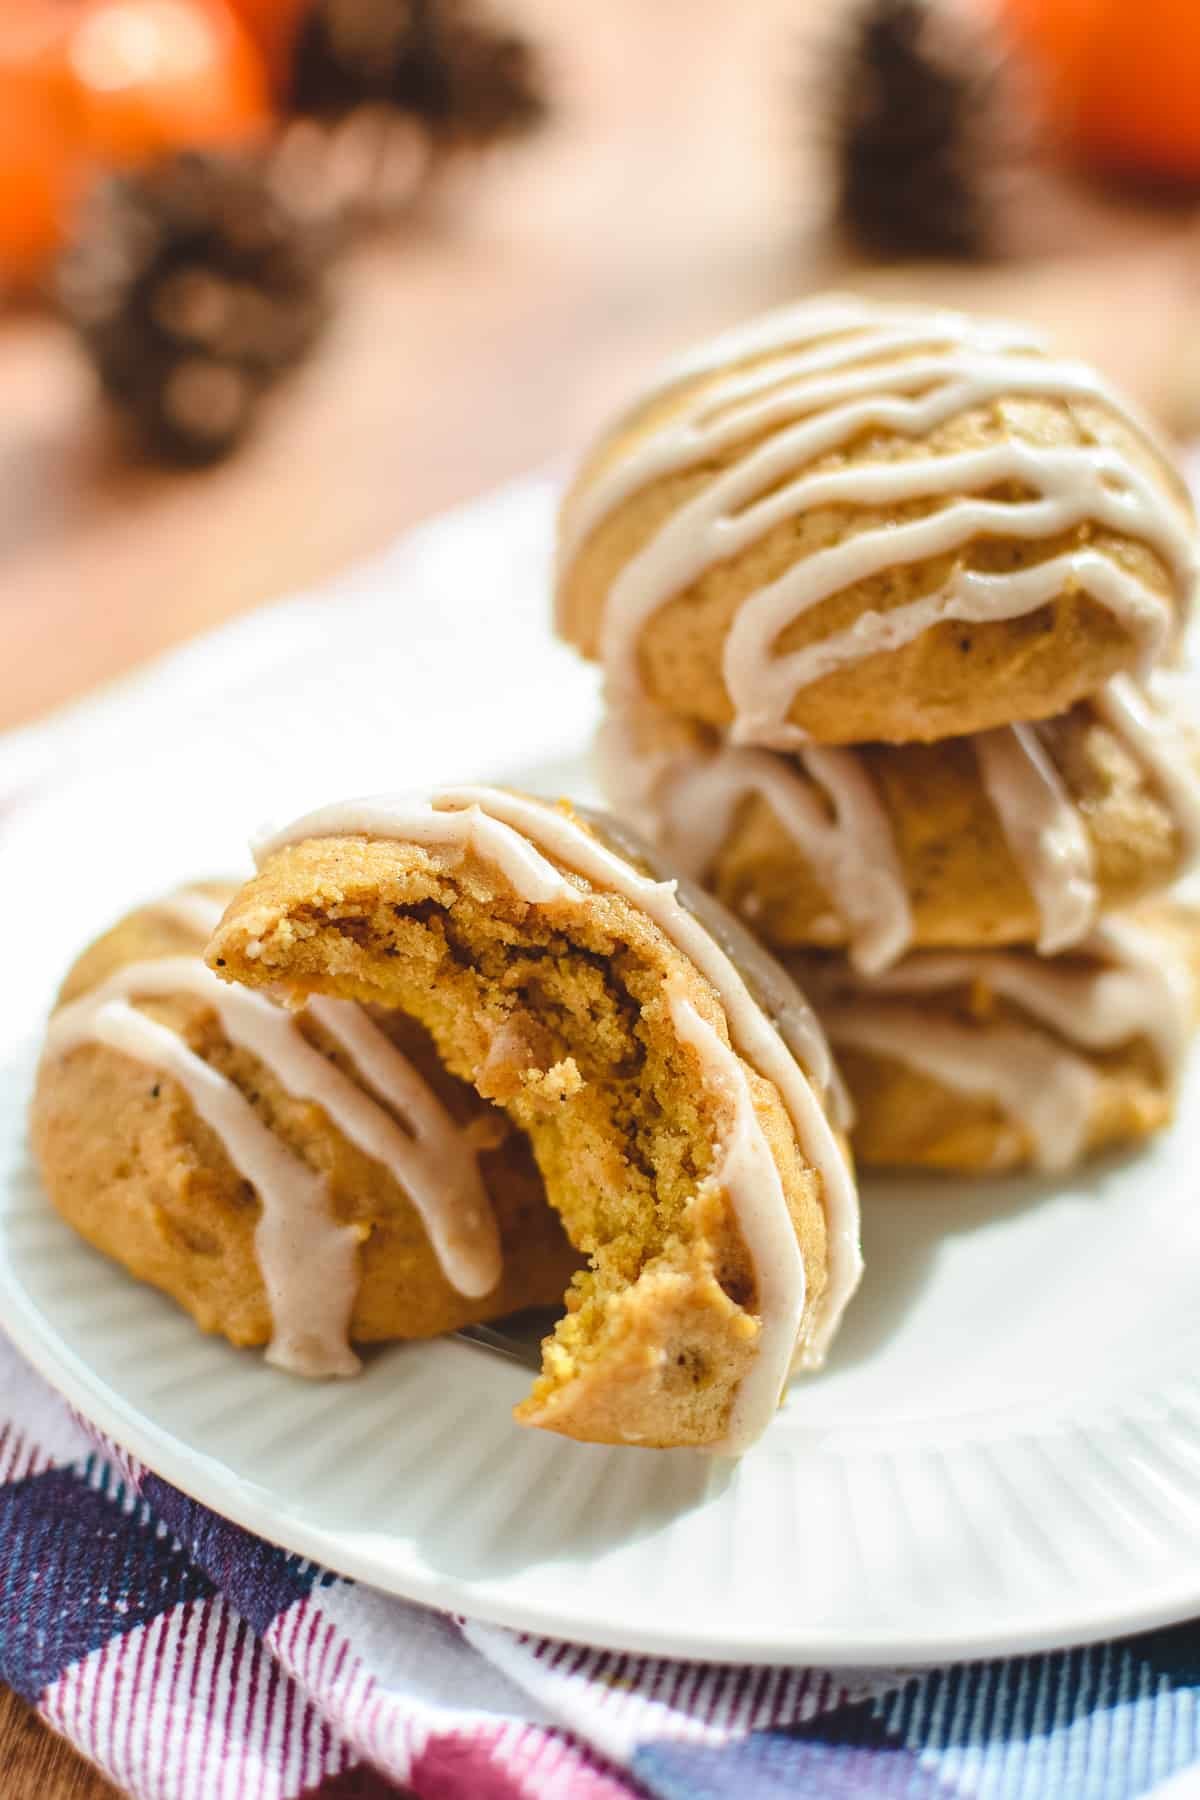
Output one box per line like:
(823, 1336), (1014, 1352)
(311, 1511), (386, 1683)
(31, 885), (578, 1376)
(600, 673), (1200, 972)
(208, 786), (861, 1453)
(557, 294), (1197, 747)
(791, 907), (1199, 1175)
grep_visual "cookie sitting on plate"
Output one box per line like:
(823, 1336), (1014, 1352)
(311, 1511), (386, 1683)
(31, 883), (578, 1377)
(206, 784), (861, 1452)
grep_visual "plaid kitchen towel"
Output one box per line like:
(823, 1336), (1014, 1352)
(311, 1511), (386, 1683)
(2, 1332), (1199, 1800)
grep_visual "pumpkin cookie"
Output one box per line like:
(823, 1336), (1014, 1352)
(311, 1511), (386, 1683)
(31, 884), (577, 1377)
(208, 786), (860, 1452)
(600, 673), (1200, 971)
(791, 906), (1199, 1175)
(557, 294), (1195, 746)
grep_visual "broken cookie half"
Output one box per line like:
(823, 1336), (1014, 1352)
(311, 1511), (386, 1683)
(208, 786), (861, 1454)
(32, 883), (576, 1378)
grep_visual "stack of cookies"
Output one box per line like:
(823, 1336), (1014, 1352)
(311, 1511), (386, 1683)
(29, 291), (1200, 1452)
(556, 293), (1200, 1176)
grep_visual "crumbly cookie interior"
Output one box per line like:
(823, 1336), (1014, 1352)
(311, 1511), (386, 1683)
(211, 835), (828, 1447)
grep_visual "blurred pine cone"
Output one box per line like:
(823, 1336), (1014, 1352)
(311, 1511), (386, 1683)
(831, 0), (998, 259)
(59, 151), (329, 464)
(289, 0), (545, 148)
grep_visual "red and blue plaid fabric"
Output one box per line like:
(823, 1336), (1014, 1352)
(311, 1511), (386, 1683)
(3, 1332), (1200, 1800)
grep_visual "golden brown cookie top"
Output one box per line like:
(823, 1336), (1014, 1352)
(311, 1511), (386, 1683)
(557, 294), (1197, 745)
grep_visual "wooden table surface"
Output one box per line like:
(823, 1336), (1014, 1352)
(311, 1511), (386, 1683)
(3, 1), (1199, 1791)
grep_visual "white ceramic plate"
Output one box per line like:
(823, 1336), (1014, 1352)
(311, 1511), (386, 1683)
(4, 477), (1200, 1664)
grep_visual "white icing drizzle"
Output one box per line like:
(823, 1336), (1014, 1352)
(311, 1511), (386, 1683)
(255, 786), (863, 1409)
(257, 798), (574, 904)
(728, 549), (1171, 749)
(823, 1004), (1100, 1173)
(842, 927), (1192, 1076)
(601, 671), (1200, 967)
(593, 711), (689, 842)
(597, 713), (912, 973)
(302, 991), (500, 1285)
(978, 674), (1200, 950)
(147, 888), (228, 936)
(577, 801), (852, 1128)
(560, 295), (1194, 744)
(811, 916), (1195, 1171)
(44, 952), (502, 1375)
(974, 724), (1097, 954)
(669, 987), (805, 1453)
(1084, 917), (1196, 1075)
(1093, 673), (1200, 860)
(46, 993), (361, 1376)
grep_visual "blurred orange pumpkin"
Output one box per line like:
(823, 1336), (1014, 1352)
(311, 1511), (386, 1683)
(0, 6), (84, 288)
(224, 0), (310, 93)
(1000, 0), (1200, 181)
(66, 0), (271, 167)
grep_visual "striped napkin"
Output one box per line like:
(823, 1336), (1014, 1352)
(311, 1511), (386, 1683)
(4, 473), (1200, 1799)
(3, 1335), (1199, 1798)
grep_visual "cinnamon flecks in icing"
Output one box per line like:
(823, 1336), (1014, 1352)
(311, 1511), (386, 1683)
(810, 919), (1195, 1171)
(254, 786), (863, 1417)
(668, 986), (805, 1453)
(42, 947), (503, 1377)
(559, 295), (1193, 744)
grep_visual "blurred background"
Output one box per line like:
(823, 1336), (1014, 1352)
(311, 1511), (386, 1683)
(4, 2), (1200, 1792)
(4, 0), (1200, 735)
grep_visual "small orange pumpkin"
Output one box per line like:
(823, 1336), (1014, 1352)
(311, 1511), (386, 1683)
(0, 8), (85, 287)
(66, 0), (271, 167)
(999, 0), (1200, 181)
(224, 0), (311, 94)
